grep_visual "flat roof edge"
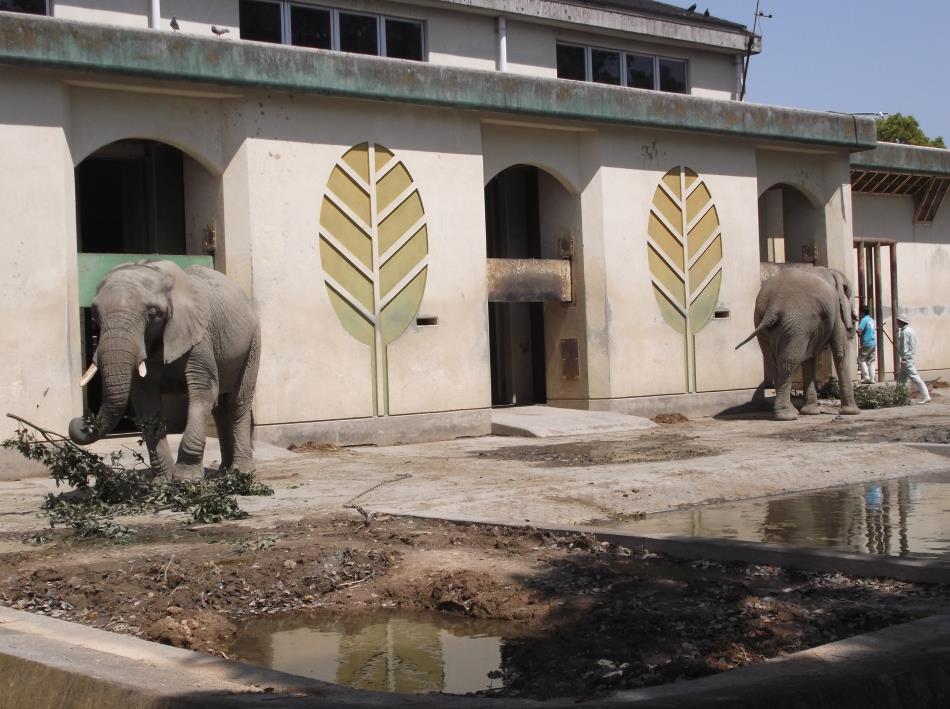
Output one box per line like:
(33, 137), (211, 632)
(851, 142), (950, 177)
(0, 13), (871, 149)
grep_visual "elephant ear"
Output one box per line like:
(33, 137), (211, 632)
(831, 270), (855, 338)
(144, 261), (211, 364)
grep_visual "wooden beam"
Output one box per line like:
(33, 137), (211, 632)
(873, 243), (885, 381)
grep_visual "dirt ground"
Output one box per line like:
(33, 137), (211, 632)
(2, 514), (949, 699)
(1, 401), (949, 697)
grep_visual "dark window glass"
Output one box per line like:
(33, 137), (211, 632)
(290, 5), (331, 49)
(591, 49), (621, 85)
(625, 53), (654, 90)
(556, 44), (586, 81)
(385, 19), (423, 60)
(340, 12), (379, 55)
(658, 58), (687, 93)
(239, 0), (282, 44)
(0, 0), (47, 13)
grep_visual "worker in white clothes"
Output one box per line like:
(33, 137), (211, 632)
(896, 314), (931, 404)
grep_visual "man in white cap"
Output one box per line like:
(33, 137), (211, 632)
(896, 314), (931, 403)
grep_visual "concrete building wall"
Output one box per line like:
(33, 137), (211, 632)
(54, 0), (240, 34)
(0, 73), (81, 436)
(852, 192), (950, 380)
(46, 0), (737, 96)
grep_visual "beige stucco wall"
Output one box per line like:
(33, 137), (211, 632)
(48, 0), (736, 95)
(0, 73), (81, 438)
(54, 0), (240, 34)
(233, 94), (490, 427)
(596, 130), (763, 398)
(852, 192), (950, 378)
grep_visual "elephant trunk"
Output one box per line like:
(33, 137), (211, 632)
(69, 324), (145, 445)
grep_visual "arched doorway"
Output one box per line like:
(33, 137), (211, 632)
(757, 183), (821, 264)
(484, 165), (580, 407)
(75, 139), (219, 430)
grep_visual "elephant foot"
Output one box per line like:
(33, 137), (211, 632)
(799, 404), (821, 416)
(838, 405), (861, 416)
(173, 463), (205, 481)
(774, 408), (799, 421)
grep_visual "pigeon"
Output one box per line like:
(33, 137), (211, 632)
(211, 26), (230, 36)
(704, 8), (710, 15)
(687, 3), (696, 11)
(170, 16), (180, 31)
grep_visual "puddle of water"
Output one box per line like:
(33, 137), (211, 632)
(228, 612), (514, 695)
(615, 471), (950, 558)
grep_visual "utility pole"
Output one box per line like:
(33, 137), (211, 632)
(740, 1), (771, 101)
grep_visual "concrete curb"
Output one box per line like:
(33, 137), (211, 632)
(2, 605), (950, 708)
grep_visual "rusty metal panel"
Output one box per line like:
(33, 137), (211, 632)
(560, 338), (579, 382)
(486, 258), (572, 302)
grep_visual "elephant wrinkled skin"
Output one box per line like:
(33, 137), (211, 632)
(69, 260), (261, 479)
(737, 266), (859, 421)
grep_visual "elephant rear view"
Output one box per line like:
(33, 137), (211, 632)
(736, 266), (859, 421)
(69, 260), (260, 479)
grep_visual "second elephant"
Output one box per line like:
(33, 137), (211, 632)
(736, 266), (859, 420)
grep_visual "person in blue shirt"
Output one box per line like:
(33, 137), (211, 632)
(856, 305), (877, 383)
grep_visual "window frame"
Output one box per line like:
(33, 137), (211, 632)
(555, 41), (689, 94)
(239, 1), (426, 61)
(0, 0), (51, 15)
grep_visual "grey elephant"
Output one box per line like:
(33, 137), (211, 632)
(69, 260), (261, 478)
(736, 266), (859, 420)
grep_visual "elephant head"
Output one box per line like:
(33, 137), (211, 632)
(68, 261), (210, 445)
(827, 269), (855, 339)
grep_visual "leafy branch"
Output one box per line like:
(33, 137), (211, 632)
(2, 413), (274, 540)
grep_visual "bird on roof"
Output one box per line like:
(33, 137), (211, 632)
(704, 9), (710, 16)
(687, 3), (697, 11)
(211, 26), (230, 36)
(170, 16), (180, 31)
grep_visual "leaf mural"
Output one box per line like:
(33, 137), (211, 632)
(319, 142), (428, 415)
(647, 166), (723, 392)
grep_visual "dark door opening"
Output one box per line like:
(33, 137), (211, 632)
(485, 166), (547, 407)
(76, 140), (188, 432)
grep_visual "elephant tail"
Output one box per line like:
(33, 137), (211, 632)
(735, 314), (777, 350)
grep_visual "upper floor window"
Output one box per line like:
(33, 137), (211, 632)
(0, 0), (49, 15)
(556, 42), (688, 94)
(239, 1), (424, 61)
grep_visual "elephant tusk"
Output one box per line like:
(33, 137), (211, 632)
(138, 361), (148, 378)
(79, 363), (98, 387)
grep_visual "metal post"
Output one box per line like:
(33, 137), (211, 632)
(873, 243), (885, 381)
(856, 242), (867, 308)
(890, 243), (900, 382)
(865, 247), (875, 313)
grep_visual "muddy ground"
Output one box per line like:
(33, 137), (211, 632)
(2, 514), (949, 699)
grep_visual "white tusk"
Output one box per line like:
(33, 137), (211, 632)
(138, 361), (148, 378)
(79, 363), (98, 387)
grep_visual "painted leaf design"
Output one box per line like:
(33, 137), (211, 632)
(319, 142), (428, 415)
(647, 166), (722, 392)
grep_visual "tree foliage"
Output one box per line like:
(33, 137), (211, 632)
(876, 113), (946, 149)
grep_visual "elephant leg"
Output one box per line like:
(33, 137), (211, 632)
(176, 354), (219, 480)
(229, 327), (260, 474)
(130, 375), (175, 478)
(212, 397), (234, 470)
(831, 333), (860, 416)
(773, 359), (799, 421)
(799, 358), (821, 415)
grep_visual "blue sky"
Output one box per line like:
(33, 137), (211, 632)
(699, 0), (949, 141)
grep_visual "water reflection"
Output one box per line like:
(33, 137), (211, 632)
(228, 612), (511, 695)
(615, 472), (950, 558)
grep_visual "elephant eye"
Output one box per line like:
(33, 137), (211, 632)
(147, 306), (162, 319)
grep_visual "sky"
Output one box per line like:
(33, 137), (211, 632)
(698, 0), (949, 141)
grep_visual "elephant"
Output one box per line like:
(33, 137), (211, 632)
(68, 260), (261, 478)
(736, 266), (859, 421)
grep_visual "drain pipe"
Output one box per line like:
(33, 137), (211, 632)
(734, 54), (743, 100)
(149, 0), (161, 29)
(497, 16), (507, 72)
